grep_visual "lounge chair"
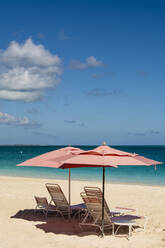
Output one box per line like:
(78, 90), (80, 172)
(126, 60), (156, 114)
(45, 183), (86, 219)
(34, 196), (58, 218)
(79, 194), (138, 238)
(84, 186), (136, 216)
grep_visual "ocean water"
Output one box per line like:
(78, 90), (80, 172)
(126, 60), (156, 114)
(0, 145), (164, 186)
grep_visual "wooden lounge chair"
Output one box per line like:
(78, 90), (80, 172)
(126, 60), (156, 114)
(45, 183), (86, 219)
(79, 194), (138, 238)
(34, 196), (58, 218)
(84, 186), (136, 216)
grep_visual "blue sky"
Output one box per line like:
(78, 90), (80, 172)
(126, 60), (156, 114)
(0, 0), (165, 145)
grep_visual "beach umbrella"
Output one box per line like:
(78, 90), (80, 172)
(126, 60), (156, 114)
(17, 146), (85, 212)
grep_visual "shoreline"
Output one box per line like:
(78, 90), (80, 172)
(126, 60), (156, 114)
(0, 174), (165, 189)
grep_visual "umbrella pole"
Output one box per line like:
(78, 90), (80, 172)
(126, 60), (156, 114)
(68, 168), (71, 221)
(102, 167), (105, 236)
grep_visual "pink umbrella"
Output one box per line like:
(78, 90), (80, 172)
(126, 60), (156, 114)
(61, 144), (162, 168)
(18, 146), (84, 168)
(18, 146), (85, 209)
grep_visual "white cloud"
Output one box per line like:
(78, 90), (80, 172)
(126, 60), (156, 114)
(0, 112), (41, 128)
(86, 56), (103, 67)
(0, 90), (42, 102)
(0, 38), (62, 102)
(69, 56), (104, 70)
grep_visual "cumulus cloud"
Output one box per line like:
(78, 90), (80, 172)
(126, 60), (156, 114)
(0, 112), (41, 128)
(69, 56), (104, 70)
(87, 88), (122, 97)
(0, 90), (42, 102)
(0, 38), (62, 102)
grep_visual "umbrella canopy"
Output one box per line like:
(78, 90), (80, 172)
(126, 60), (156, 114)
(18, 146), (84, 168)
(60, 144), (162, 168)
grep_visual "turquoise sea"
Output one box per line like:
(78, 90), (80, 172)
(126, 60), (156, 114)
(0, 145), (165, 186)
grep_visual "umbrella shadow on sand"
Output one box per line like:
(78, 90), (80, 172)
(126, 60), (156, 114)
(11, 209), (98, 236)
(11, 209), (141, 237)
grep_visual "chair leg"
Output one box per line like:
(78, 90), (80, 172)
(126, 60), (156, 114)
(115, 225), (121, 236)
(112, 224), (115, 236)
(72, 209), (80, 220)
(143, 216), (147, 231)
(99, 228), (104, 238)
(79, 224), (83, 231)
(128, 225), (133, 239)
(81, 211), (90, 225)
(58, 210), (65, 220)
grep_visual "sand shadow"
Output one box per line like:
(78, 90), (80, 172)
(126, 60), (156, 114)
(11, 209), (53, 222)
(11, 209), (141, 237)
(11, 209), (98, 236)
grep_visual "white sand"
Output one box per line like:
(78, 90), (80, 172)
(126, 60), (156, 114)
(0, 176), (165, 248)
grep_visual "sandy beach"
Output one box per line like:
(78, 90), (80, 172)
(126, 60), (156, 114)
(0, 176), (165, 248)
